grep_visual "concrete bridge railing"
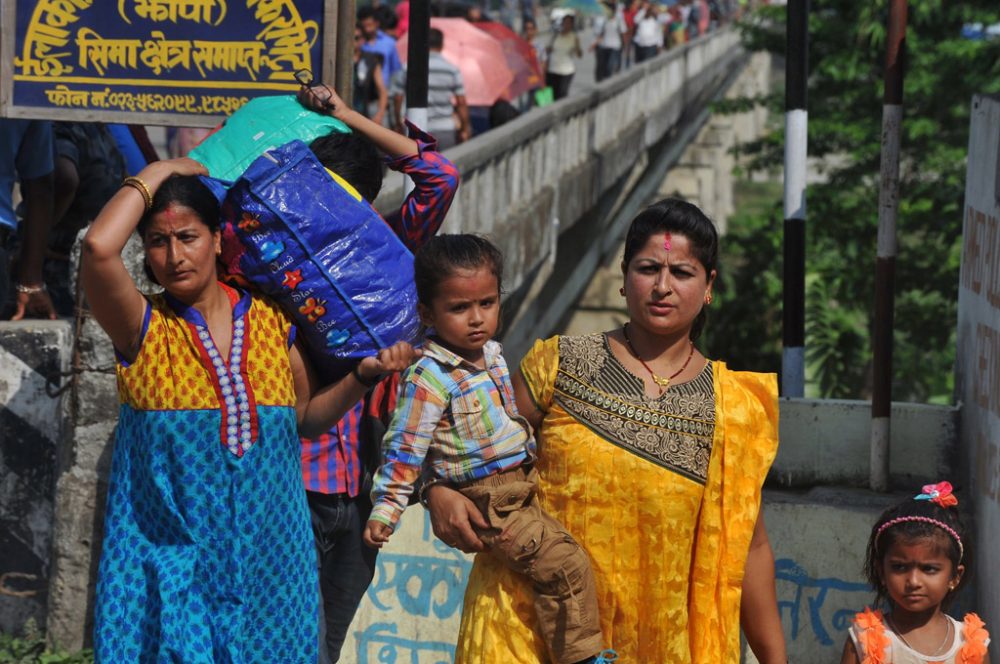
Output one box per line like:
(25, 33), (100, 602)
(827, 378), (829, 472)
(378, 27), (744, 299)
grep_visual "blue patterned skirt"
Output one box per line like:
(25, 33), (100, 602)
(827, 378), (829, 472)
(94, 405), (317, 663)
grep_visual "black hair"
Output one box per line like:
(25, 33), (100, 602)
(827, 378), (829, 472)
(489, 99), (520, 128)
(375, 5), (398, 30)
(863, 489), (969, 610)
(621, 197), (718, 341)
(429, 28), (444, 50)
(309, 132), (383, 202)
(137, 175), (220, 284)
(137, 175), (220, 238)
(413, 234), (503, 306)
(357, 5), (377, 22)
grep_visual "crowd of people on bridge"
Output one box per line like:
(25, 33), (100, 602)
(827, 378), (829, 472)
(0, 1), (746, 320)
(1, 1), (993, 664)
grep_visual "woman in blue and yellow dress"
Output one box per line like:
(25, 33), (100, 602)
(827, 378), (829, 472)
(81, 158), (415, 663)
(426, 199), (788, 663)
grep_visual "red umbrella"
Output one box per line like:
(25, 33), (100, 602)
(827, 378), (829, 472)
(473, 21), (544, 101)
(397, 17), (515, 106)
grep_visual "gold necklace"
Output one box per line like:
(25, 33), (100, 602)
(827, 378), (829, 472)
(621, 323), (695, 391)
(887, 614), (953, 658)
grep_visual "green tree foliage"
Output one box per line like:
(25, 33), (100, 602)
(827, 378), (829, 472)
(709, 1), (1000, 401)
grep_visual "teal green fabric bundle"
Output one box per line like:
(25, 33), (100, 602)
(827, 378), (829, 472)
(190, 95), (350, 181)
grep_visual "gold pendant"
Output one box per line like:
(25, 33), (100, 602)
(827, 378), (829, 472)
(652, 375), (671, 388)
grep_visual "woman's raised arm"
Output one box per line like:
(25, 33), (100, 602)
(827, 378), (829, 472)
(81, 158), (206, 360)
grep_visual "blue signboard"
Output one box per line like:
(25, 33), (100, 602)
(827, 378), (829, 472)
(2, 0), (332, 124)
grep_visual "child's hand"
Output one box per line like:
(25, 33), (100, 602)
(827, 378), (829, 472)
(356, 341), (422, 383)
(363, 520), (393, 549)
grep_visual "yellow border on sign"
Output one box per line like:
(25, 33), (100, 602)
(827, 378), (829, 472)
(13, 75), (300, 91)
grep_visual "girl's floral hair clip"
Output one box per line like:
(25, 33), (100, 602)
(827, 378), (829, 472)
(915, 481), (958, 508)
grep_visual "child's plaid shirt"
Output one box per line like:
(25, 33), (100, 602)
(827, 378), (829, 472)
(369, 338), (534, 528)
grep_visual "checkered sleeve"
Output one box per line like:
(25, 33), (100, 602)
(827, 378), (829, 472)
(382, 123), (460, 250)
(369, 367), (448, 528)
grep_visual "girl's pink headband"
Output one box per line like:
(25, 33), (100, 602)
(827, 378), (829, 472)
(875, 482), (963, 561)
(875, 516), (964, 561)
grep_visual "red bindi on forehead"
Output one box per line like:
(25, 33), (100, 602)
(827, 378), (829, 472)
(664, 233), (671, 252)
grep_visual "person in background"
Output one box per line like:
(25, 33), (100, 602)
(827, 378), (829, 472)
(352, 24), (389, 125)
(294, 82), (460, 664)
(632, 1), (664, 62)
(668, 4), (687, 47)
(395, 0), (410, 36)
(524, 17), (547, 71)
(167, 127), (212, 158)
(47, 122), (128, 314)
(677, 0), (694, 43)
(391, 29), (470, 149)
(623, 0), (641, 67)
(0, 119), (55, 320)
(375, 4), (400, 38)
(466, 5), (486, 22)
(546, 14), (582, 101)
(592, 0), (627, 81)
(522, 18), (547, 109)
(359, 5), (402, 88)
(106, 125), (158, 176)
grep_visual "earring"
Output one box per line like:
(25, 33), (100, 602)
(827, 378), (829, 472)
(705, 294), (712, 305)
(619, 287), (625, 296)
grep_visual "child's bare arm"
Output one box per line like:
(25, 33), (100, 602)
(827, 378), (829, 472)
(839, 637), (860, 664)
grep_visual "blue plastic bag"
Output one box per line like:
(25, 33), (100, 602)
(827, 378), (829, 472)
(218, 139), (420, 383)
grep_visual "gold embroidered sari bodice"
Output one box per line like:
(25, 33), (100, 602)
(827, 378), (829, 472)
(553, 333), (716, 483)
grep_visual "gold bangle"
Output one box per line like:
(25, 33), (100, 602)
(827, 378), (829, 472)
(122, 176), (152, 212)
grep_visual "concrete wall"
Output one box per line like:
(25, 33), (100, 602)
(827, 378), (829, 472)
(772, 398), (957, 489)
(0, 320), (71, 633)
(957, 93), (1000, 661)
(342, 507), (472, 663)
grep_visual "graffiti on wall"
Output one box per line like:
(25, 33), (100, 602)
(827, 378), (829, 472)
(351, 510), (472, 663)
(774, 558), (870, 647)
(348, 510), (885, 663)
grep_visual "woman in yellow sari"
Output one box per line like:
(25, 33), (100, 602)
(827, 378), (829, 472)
(425, 198), (787, 663)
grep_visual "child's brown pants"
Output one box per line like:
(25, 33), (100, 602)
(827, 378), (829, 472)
(459, 464), (603, 664)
